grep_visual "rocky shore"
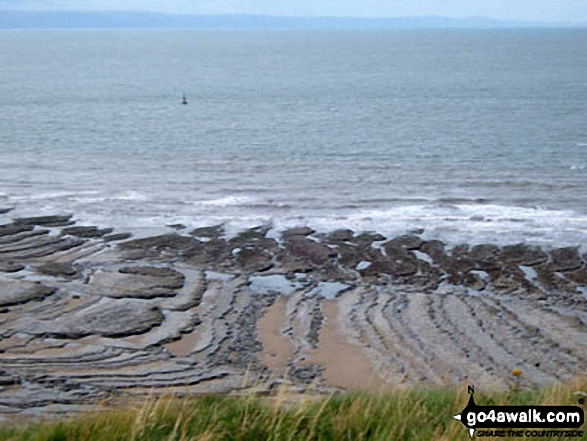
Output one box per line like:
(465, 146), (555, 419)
(0, 212), (586, 420)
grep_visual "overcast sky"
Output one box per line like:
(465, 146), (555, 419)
(1, 0), (586, 23)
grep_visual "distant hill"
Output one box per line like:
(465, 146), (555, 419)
(0, 10), (557, 29)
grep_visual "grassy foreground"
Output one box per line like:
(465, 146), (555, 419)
(0, 380), (585, 441)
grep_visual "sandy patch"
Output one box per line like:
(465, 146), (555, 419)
(258, 297), (295, 376)
(305, 299), (387, 391)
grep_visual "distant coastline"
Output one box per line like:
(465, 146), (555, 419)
(1, 10), (584, 30)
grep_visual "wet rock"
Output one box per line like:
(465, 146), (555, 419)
(229, 226), (276, 250)
(288, 364), (322, 385)
(215, 289), (278, 370)
(189, 224), (224, 238)
(103, 232), (132, 242)
(234, 247), (273, 273)
(0, 372), (20, 386)
(281, 227), (315, 238)
(469, 244), (501, 261)
(11, 237), (85, 258)
(383, 235), (423, 251)
(167, 224), (186, 230)
(61, 226), (113, 238)
(410, 261), (444, 291)
(234, 225), (271, 241)
(337, 243), (377, 270)
(307, 303), (324, 348)
(490, 264), (539, 294)
(550, 247), (583, 272)
(384, 247), (419, 276)
(327, 229), (354, 242)
(0, 280), (57, 307)
(14, 214), (74, 227)
(119, 266), (184, 279)
(501, 244), (548, 266)
(420, 240), (447, 263)
(36, 262), (80, 279)
(284, 238), (337, 265)
(185, 238), (231, 267)
(91, 266), (185, 299)
(0, 261), (25, 273)
(450, 244), (470, 257)
(234, 239), (279, 258)
(357, 256), (384, 279)
(0, 224), (34, 237)
(490, 274), (520, 294)
(352, 232), (387, 243)
(462, 272), (487, 291)
(361, 248), (419, 279)
(566, 266), (587, 285)
(121, 234), (195, 251)
(0, 235), (74, 256)
(441, 255), (475, 276)
(0, 229), (50, 246)
(120, 234), (197, 259)
(38, 301), (165, 339)
(469, 245), (503, 272)
(473, 259), (502, 272)
(534, 265), (577, 294)
(250, 224), (272, 235)
(268, 379), (287, 391)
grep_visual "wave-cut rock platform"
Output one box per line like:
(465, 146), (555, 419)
(0, 215), (586, 419)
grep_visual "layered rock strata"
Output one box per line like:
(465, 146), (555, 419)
(0, 216), (585, 419)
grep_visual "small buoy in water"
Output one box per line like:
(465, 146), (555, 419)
(181, 94), (188, 105)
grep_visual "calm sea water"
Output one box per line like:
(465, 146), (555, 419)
(0, 29), (586, 246)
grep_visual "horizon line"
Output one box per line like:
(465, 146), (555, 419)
(1, 10), (586, 28)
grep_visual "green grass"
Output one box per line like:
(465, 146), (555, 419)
(1, 380), (585, 441)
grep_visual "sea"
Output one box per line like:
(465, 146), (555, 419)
(0, 28), (586, 247)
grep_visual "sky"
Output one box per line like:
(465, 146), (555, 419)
(1, 0), (586, 24)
